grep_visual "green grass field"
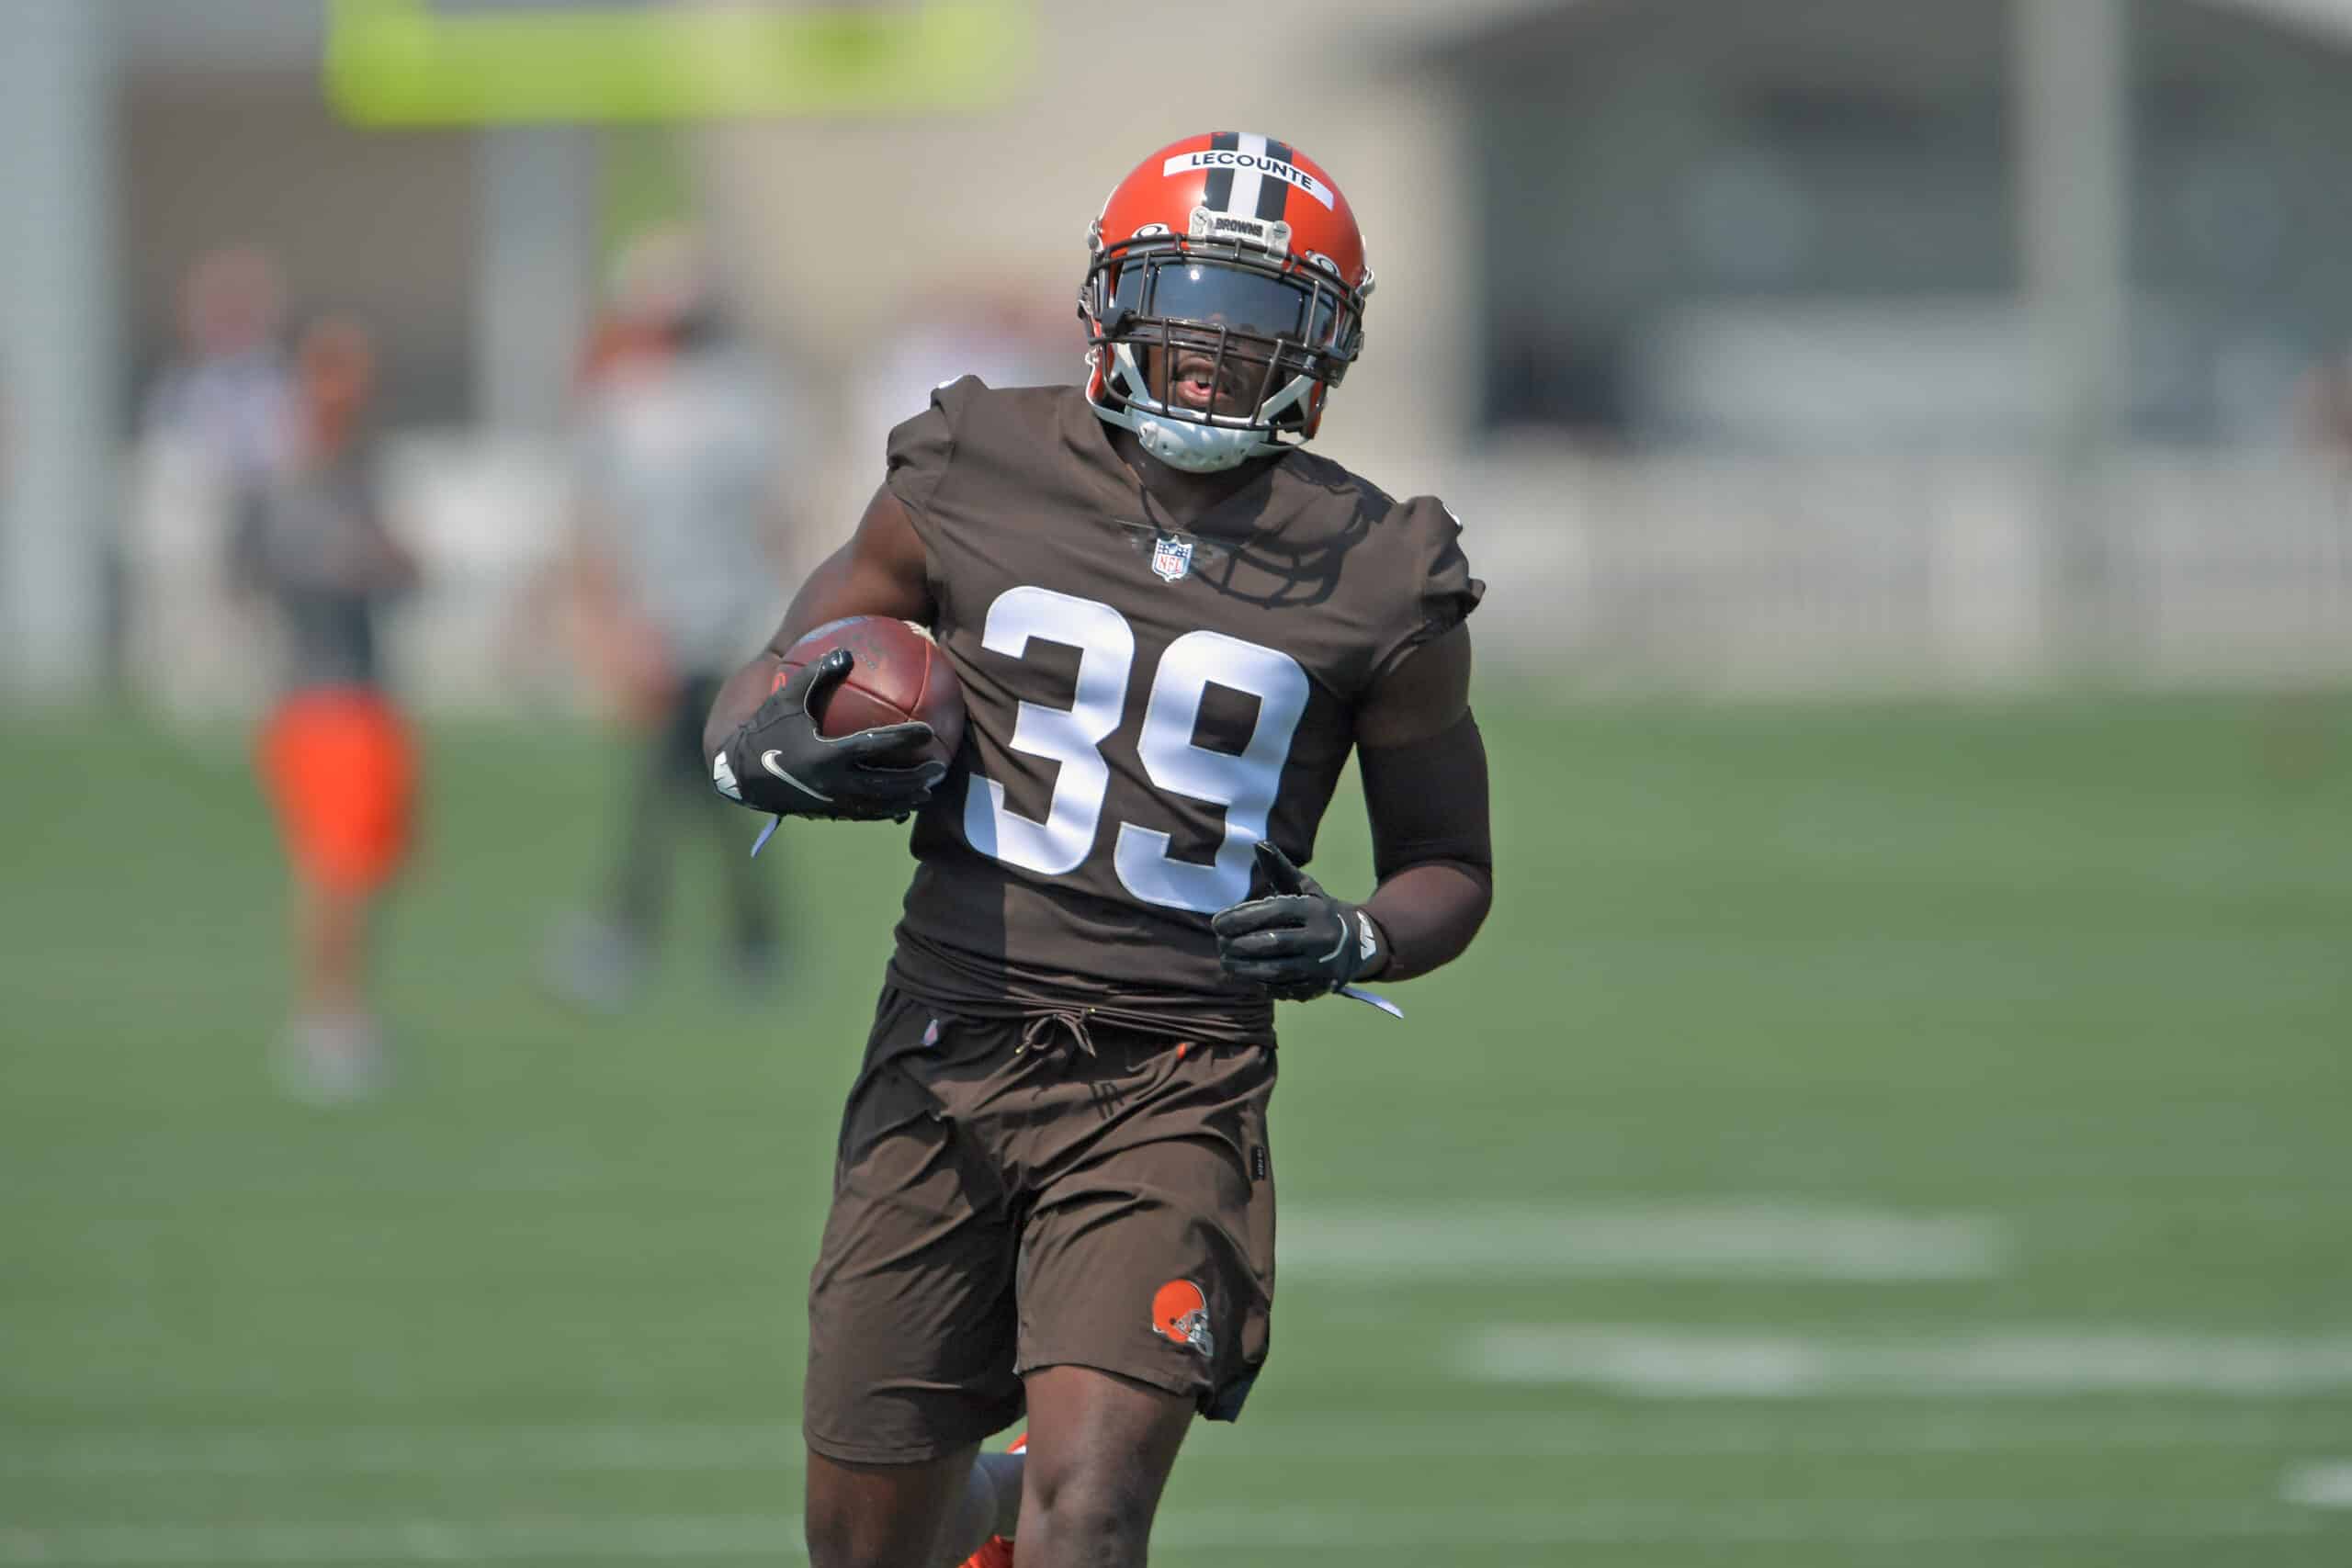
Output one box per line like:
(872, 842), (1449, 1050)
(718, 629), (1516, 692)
(6, 691), (2351, 1565)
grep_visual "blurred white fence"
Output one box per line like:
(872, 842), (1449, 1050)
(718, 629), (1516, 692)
(1453, 448), (2352, 692)
(120, 438), (2352, 717)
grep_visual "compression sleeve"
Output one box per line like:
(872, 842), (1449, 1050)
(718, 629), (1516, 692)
(1361, 709), (1492, 882)
(1358, 709), (1494, 980)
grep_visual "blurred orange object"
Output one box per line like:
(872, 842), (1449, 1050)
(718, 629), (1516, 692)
(259, 688), (417, 893)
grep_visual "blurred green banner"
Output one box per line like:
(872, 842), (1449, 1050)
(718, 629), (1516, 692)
(325, 0), (1033, 125)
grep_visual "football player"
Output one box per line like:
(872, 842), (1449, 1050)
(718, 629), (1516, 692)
(704, 133), (1491, 1568)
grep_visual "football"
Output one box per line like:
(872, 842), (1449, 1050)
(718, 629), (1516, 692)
(774, 616), (965, 768)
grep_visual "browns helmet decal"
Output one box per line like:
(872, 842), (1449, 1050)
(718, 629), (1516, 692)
(1149, 1279), (1216, 1359)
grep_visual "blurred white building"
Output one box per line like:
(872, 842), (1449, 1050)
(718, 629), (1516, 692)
(6, 0), (2352, 703)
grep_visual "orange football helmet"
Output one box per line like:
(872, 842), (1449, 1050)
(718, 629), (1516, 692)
(1082, 132), (1374, 472)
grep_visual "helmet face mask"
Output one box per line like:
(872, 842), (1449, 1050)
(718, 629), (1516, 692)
(1080, 135), (1372, 472)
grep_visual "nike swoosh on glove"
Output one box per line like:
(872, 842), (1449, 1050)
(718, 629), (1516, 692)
(1209, 841), (1386, 1001)
(711, 648), (947, 823)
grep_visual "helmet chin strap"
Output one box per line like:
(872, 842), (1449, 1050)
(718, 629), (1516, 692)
(1091, 341), (1310, 473)
(1121, 407), (1270, 472)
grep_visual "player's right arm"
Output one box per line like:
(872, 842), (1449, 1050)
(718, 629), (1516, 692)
(702, 484), (932, 755)
(701, 484), (941, 821)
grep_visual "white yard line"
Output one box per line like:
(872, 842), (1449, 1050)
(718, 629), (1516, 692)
(2283, 1461), (2352, 1508)
(9, 1409), (2347, 1481)
(1226, 1408), (2352, 1460)
(1459, 1325), (2352, 1396)
(0, 1502), (2323, 1563)
(1281, 1201), (2011, 1281)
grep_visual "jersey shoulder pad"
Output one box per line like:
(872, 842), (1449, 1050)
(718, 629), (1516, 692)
(1369, 493), (1483, 680)
(885, 377), (1082, 514)
(883, 376), (989, 524)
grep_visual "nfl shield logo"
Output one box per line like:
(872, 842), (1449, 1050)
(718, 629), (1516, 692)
(1151, 535), (1193, 583)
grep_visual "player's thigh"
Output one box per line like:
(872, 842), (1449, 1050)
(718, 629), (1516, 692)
(802, 1444), (978, 1568)
(1018, 1365), (1193, 1539)
(805, 991), (1025, 1463)
(1014, 1039), (1275, 1421)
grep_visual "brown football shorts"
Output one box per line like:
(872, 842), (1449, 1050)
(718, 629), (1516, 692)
(802, 985), (1277, 1465)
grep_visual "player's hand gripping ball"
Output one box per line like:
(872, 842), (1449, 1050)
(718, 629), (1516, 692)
(712, 617), (963, 823)
(772, 616), (965, 760)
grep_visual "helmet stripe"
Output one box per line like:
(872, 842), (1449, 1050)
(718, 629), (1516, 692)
(1255, 138), (1294, 222)
(1202, 130), (1241, 211)
(1226, 131), (1269, 219)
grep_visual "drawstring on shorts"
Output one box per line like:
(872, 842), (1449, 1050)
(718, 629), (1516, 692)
(1017, 1008), (1098, 1057)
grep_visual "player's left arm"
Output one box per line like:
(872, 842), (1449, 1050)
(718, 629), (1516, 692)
(1212, 624), (1491, 997)
(1351, 622), (1492, 980)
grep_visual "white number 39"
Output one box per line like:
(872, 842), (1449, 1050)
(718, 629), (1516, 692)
(962, 585), (1308, 914)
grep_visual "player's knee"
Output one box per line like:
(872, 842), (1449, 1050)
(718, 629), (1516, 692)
(801, 1495), (914, 1568)
(799, 1498), (857, 1568)
(1024, 1468), (1155, 1565)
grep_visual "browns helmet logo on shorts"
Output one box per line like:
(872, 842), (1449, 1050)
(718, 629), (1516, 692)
(1149, 1279), (1216, 1359)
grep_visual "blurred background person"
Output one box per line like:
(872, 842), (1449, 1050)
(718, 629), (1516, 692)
(144, 246), (293, 489)
(540, 226), (801, 1012)
(129, 245), (296, 718)
(2292, 346), (2352, 460)
(248, 314), (419, 1102)
(847, 279), (1075, 480)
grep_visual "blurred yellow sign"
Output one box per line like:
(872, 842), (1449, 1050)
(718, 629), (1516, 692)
(324, 0), (1034, 125)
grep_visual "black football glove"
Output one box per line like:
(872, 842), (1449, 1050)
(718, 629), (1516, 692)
(710, 649), (947, 823)
(1210, 841), (1387, 1001)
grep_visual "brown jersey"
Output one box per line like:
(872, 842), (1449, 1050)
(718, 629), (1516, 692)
(883, 378), (1480, 1043)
